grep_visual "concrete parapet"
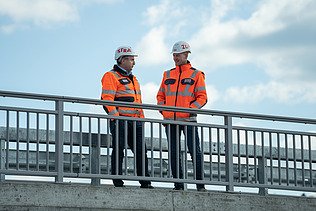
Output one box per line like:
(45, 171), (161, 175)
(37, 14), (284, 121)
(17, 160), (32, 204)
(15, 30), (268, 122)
(0, 181), (316, 211)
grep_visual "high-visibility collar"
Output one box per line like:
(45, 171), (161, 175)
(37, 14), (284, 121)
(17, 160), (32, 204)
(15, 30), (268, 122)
(175, 61), (191, 71)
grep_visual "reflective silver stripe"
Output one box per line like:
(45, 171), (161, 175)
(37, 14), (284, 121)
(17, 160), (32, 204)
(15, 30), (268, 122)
(110, 70), (121, 78)
(165, 91), (175, 96)
(136, 90), (141, 95)
(123, 84), (130, 91)
(108, 109), (119, 115)
(116, 90), (140, 95)
(190, 69), (198, 78)
(102, 89), (116, 95)
(165, 70), (173, 96)
(192, 101), (202, 108)
(116, 90), (135, 95)
(166, 70), (171, 78)
(159, 87), (165, 93)
(183, 69), (198, 97)
(118, 109), (141, 115)
(158, 101), (164, 105)
(165, 91), (194, 97)
(195, 86), (206, 92)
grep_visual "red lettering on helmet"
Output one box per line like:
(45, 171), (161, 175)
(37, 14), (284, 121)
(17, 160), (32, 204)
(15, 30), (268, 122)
(181, 44), (188, 49)
(118, 48), (131, 53)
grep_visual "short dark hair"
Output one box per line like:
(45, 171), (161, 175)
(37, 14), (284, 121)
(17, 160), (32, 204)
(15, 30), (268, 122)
(117, 55), (129, 65)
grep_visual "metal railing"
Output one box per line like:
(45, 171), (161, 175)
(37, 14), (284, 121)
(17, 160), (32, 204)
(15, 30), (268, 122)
(0, 90), (316, 195)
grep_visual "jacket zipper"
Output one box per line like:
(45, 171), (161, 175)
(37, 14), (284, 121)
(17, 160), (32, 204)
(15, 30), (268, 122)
(129, 75), (140, 116)
(174, 66), (182, 120)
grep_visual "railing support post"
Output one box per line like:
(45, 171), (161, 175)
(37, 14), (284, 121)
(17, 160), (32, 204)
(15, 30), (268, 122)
(0, 139), (5, 182)
(225, 116), (234, 192)
(55, 100), (64, 183)
(91, 134), (101, 185)
(181, 150), (187, 190)
(258, 157), (268, 195)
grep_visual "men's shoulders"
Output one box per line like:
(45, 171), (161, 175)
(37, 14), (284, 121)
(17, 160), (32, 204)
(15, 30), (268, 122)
(164, 67), (176, 74)
(103, 66), (115, 74)
(104, 70), (115, 76)
(102, 70), (117, 81)
(165, 67), (175, 72)
(191, 66), (204, 74)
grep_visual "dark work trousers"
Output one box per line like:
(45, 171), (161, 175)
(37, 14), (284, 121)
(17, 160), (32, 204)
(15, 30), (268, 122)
(165, 124), (204, 189)
(110, 119), (151, 187)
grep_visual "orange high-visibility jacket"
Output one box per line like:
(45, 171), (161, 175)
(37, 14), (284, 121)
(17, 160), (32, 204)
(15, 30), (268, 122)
(156, 62), (207, 121)
(101, 65), (144, 118)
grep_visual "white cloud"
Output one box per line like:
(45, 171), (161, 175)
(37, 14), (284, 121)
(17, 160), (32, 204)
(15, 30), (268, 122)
(204, 85), (220, 109)
(186, 0), (316, 105)
(136, 27), (170, 66)
(141, 82), (159, 105)
(137, 0), (194, 66)
(0, 0), (125, 33)
(0, 23), (19, 33)
(82, 0), (123, 4)
(0, 0), (79, 27)
(144, 0), (171, 26)
(191, 0), (316, 79)
(209, 0), (236, 22)
(139, 0), (316, 106)
(224, 81), (316, 104)
(76, 0), (124, 6)
(143, 0), (186, 26)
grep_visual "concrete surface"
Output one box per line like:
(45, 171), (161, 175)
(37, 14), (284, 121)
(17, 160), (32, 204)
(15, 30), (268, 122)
(0, 181), (316, 211)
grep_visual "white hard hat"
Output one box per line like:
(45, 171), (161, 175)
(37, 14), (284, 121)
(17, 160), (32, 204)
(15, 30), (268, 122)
(114, 46), (138, 60)
(171, 41), (191, 54)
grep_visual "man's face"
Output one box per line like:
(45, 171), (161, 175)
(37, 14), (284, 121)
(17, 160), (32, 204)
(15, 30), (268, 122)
(173, 52), (188, 66)
(121, 56), (135, 72)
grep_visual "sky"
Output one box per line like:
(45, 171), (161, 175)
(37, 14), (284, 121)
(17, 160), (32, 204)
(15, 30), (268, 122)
(1, 0), (316, 120)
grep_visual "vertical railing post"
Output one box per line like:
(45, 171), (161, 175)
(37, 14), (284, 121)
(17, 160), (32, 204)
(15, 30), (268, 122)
(0, 139), (5, 182)
(55, 100), (64, 183)
(181, 150), (187, 190)
(91, 133), (101, 185)
(258, 157), (268, 195)
(225, 116), (234, 192)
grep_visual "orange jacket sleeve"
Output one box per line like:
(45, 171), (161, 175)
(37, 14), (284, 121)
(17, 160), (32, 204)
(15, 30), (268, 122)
(190, 71), (207, 109)
(156, 71), (166, 106)
(101, 72), (119, 116)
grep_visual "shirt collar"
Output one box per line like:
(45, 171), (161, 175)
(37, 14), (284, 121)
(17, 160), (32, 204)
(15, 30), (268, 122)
(117, 65), (132, 76)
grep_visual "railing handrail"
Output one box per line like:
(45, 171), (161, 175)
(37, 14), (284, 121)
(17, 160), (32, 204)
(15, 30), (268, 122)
(1, 90), (316, 124)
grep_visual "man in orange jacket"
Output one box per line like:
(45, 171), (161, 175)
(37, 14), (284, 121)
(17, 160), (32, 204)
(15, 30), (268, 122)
(101, 46), (153, 189)
(157, 41), (207, 191)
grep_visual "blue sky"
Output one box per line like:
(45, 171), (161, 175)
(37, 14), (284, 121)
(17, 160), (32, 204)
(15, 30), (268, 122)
(1, 0), (316, 120)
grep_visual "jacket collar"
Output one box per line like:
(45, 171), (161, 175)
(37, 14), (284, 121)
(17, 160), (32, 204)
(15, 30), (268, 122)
(175, 61), (192, 71)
